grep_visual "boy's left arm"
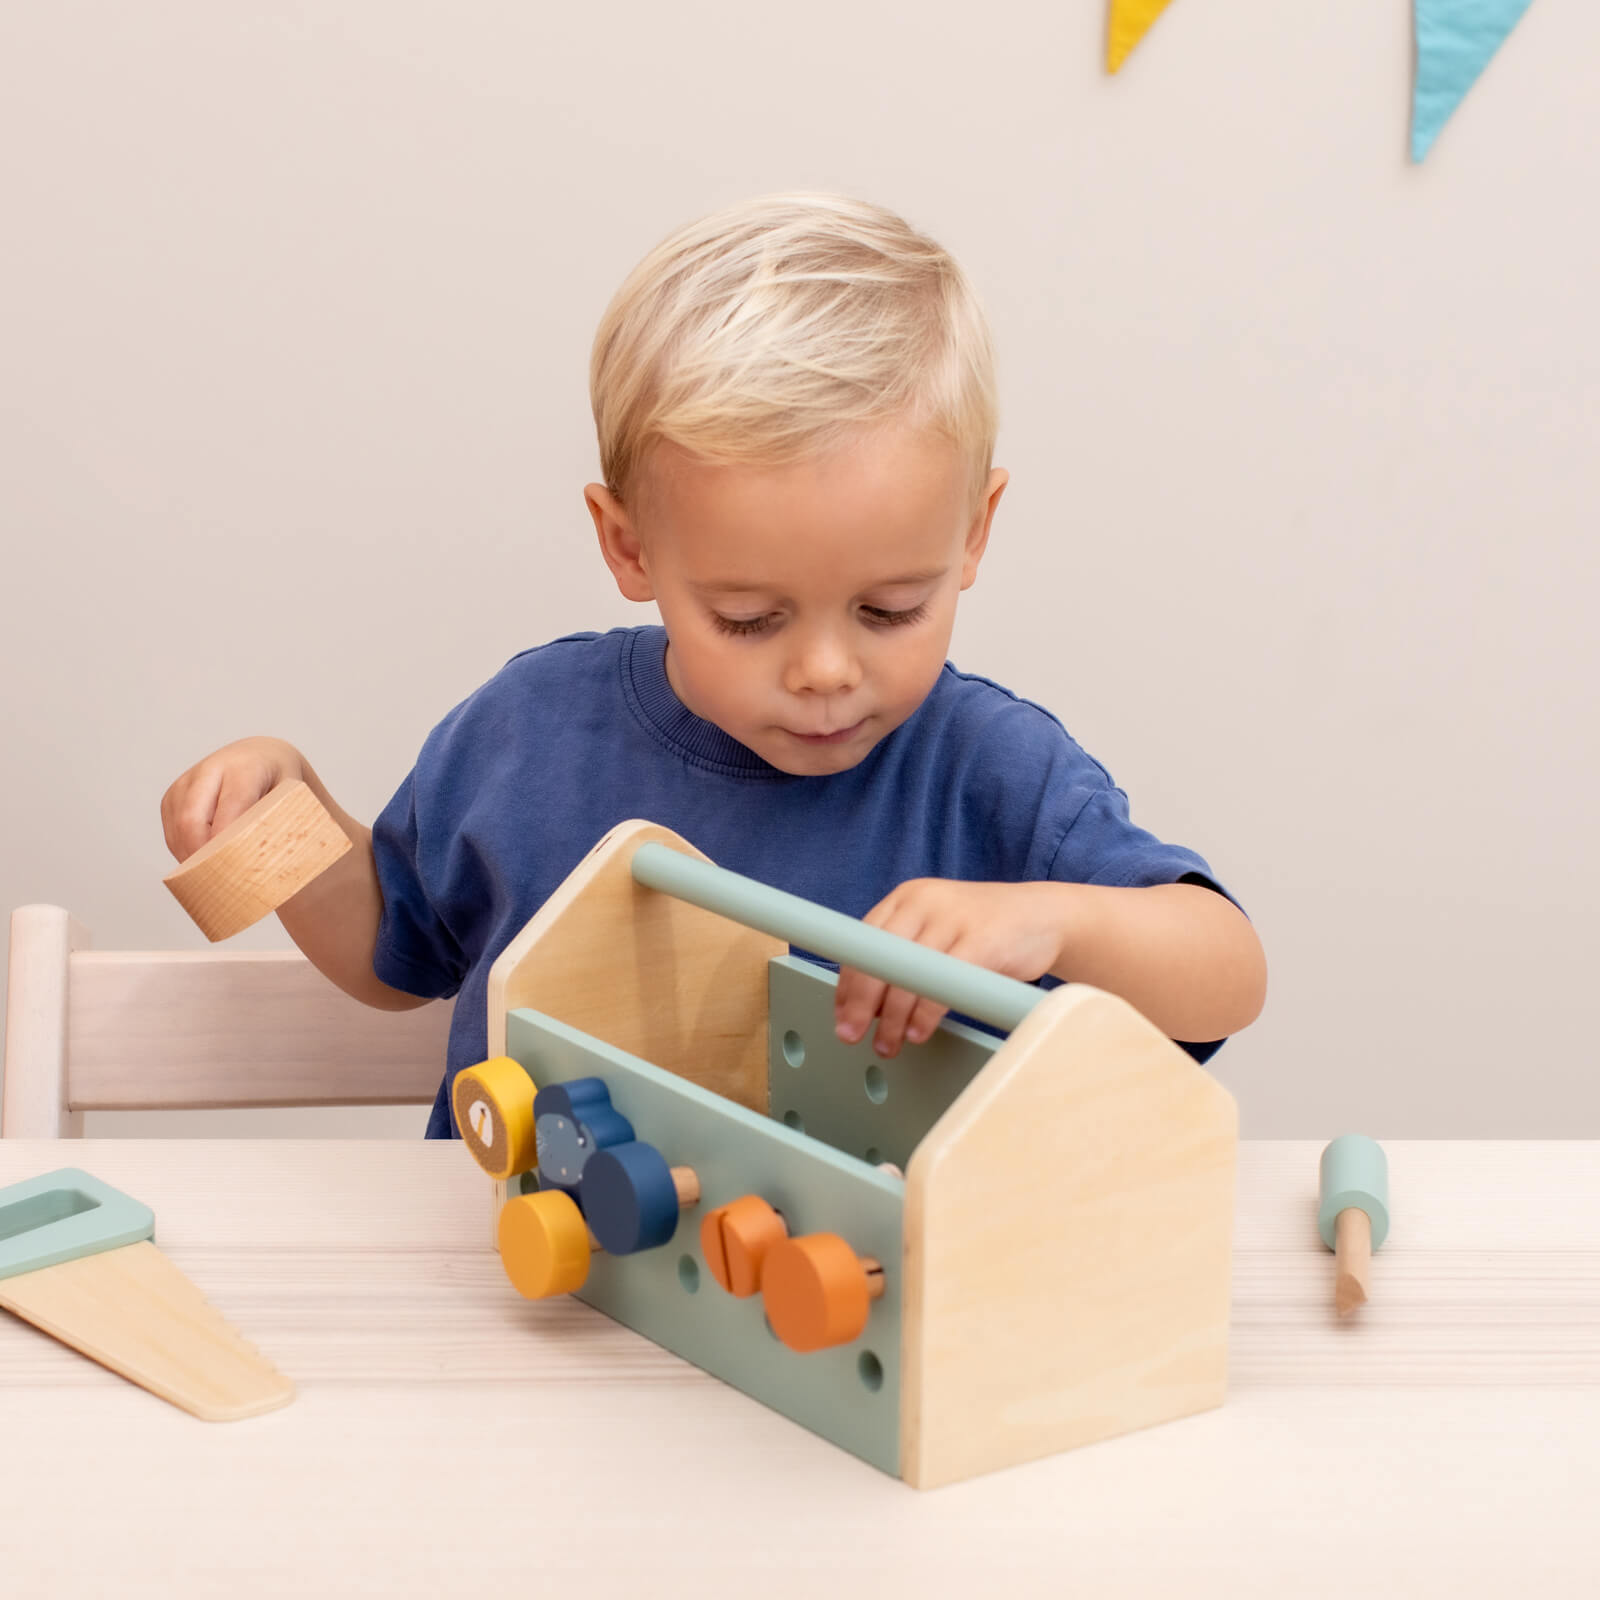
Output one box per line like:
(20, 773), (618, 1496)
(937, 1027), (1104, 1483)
(833, 879), (1266, 1059)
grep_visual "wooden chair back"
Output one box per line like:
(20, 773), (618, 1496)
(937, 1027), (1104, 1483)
(3, 905), (448, 1137)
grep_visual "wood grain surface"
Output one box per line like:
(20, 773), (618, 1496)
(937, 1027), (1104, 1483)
(1, 1140), (1596, 1598)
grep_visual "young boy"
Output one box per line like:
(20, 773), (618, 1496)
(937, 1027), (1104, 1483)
(160, 193), (1266, 1139)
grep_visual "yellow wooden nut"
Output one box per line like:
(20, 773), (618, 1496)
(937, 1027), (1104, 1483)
(452, 1057), (537, 1180)
(497, 1189), (593, 1300)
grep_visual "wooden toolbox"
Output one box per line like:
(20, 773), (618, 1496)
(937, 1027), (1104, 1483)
(455, 820), (1238, 1489)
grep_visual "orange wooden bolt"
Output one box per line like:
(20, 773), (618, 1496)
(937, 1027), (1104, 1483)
(699, 1195), (788, 1298)
(761, 1232), (885, 1353)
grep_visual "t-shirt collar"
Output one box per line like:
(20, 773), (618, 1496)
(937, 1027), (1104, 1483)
(624, 626), (781, 776)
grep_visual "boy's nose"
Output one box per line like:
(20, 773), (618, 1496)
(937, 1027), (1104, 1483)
(784, 630), (862, 697)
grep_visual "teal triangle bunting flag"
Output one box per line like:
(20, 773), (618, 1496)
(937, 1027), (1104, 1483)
(1413, 0), (1538, 161)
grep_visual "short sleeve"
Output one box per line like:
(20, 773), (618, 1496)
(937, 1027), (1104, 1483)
(370, 767), (467, 1000)
(1047, 784), (1242, 913)
(1045, 783), (1246, 1066)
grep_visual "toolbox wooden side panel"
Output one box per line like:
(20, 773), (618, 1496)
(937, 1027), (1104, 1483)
(900, 984), (1238, 1488)
(486, 821), (783, 1113)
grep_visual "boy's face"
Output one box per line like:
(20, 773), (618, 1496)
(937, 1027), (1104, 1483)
(587, 427), (1007, 776)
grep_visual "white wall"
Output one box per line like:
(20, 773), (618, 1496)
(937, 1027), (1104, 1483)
(3, 1), (1596, 1138)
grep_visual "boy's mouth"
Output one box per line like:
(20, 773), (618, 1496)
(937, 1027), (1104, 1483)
(786, 720), (865, 746)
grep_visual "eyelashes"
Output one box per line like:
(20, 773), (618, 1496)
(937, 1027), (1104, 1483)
(864, 602), (931, 629)
(711, 602), (930, 638)
(711, 614), (775, 636)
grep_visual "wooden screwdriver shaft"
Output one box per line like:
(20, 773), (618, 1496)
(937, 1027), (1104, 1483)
(1334, 1206), (1371, 1317)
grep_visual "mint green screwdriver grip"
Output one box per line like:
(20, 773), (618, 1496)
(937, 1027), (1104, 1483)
(629, 841), (1045, 1035)
(1317, 1134), (1390, 1251)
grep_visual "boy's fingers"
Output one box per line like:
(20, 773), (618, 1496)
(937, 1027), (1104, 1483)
(210, 768), (269, 841)
(834, 967), (886, 1044)
(872, 985), (921, 1058)
(904, 996), (948, 1045)
(159, 788), (179, 859)
(168, 769), (224, 862)
(838, 894), (951, 1050)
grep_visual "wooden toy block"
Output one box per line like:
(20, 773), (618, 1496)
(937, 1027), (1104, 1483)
(0, 1167), (294, 1420)
(459, 819), (1238, 1487)
(163, 779), (351, 941)
(1318, 1134), (1391, 1316)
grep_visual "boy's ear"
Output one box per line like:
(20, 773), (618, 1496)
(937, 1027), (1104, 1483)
(586, 484), (655, 603)
(960, 468), (1009, 589)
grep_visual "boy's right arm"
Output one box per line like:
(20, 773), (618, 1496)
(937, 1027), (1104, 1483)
(160, 737), (432, 1012)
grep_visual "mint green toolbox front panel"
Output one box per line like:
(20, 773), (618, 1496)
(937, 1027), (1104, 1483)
(504, 1005), (906, 1476)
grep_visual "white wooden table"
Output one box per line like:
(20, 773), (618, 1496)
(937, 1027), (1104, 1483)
(2, 1140), (1596, 1597)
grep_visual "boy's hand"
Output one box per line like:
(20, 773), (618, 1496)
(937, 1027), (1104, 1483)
(833, 879), (1067, 1059)
(160, 737), (309, 864)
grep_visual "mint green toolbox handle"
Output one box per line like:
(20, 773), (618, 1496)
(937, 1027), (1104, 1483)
(0, 1168), (156, 1282)
(630, 841), (1045, 1034)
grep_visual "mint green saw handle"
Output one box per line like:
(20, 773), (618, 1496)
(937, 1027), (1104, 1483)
(630, 841), (1046, 1034)
(0, 1168), (155, 1282)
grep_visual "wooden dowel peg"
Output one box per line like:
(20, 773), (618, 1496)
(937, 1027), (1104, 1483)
(1334, 1207), (1372, 1317)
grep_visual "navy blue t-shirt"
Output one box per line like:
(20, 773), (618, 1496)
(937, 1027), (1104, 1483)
(371, 627), (1239, 1138)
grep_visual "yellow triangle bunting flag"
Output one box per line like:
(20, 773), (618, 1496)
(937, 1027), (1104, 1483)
(1108, 0), (1178, 74)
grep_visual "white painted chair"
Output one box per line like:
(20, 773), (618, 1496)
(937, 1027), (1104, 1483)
(2, 905), (451, 1137)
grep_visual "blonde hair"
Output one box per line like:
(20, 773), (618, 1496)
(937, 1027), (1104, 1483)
(590, 193), (998, 508)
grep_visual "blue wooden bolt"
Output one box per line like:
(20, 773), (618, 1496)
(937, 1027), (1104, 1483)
(580, 1140), (702, 1256)
(533, 1078), (636, 1208)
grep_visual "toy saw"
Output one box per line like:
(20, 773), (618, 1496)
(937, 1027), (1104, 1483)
(0, 1167), (294, 1421)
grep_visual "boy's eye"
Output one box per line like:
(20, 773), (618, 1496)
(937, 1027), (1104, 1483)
(710, 601), (930, 637)
(711, 612), (775, 637)
(861, 602), (930, 628)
